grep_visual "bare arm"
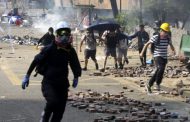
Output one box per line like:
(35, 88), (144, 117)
(140, 41), (151, 57)
(79, 35), (85, 52)
(169, 42), (176, 55)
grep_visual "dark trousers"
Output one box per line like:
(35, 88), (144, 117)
(138, 46), (147, 65)
(148, 56), (167, 87)
(41, 82), (68, 122)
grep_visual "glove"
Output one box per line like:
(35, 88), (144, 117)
(22, 74), (30, 90)
(72, 78), (78, 88)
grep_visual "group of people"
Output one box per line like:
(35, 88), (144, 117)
(79, 21), (177, 99)
(80, 28), (130, 71)
(79, 24), (150, 72)
(21, 21), (176, 121)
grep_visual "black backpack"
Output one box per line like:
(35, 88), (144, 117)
(34, 58), (49, 77)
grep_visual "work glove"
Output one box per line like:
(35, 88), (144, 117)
(22, 74), (30, 90)
(72, 78), (78, 88)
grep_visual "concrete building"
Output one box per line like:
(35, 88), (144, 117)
(54, 0), (140, 10)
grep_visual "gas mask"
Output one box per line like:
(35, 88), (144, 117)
(55, 30), (72, 47)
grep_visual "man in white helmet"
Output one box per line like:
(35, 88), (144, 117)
(21, 21), (81, 122)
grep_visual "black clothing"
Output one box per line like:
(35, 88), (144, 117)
(26, 43), (81, 121)
(130, 30), (149, 65)
(84, 49), (96, 60)
(105, 35), (118, 48)
(148, 56), (167, 87)
(130, 31), (149, 48)
(27, 43), (81, 86)
(38, 33), (55, 46)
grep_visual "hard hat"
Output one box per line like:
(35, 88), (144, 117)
(56, 21), (70, 32)
(160, 23), (170, 32)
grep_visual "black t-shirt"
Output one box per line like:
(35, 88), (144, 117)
(105, 34), (118, 48)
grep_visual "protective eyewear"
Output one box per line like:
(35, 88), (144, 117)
(56, 30), (70, 36)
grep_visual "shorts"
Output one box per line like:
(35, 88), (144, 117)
(117, 48), (127, 59)
(105, 47), (116, 57)
(84, 49), (96, 60)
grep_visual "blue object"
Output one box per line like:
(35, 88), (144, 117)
(22, 74), (30, 89)
(146, 59), (153, 64)
(72, 78), (78, 88)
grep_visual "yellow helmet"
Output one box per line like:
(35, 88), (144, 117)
(160, 23), (170, 32)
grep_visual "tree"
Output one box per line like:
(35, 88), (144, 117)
(143, 0), (190, 29)
(110, 0), (119, 18)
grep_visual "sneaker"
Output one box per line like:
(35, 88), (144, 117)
(125, 58), (129, 64)
(145, 84), (152, 94)
(95, 63), (99, 70)
(155, 84), (161, 91)
(82, 67), (87, 71)
(119, 63), (123, 69)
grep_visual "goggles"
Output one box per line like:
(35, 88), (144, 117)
(56, 30), (70, 37)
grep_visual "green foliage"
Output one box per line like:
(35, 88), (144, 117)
(115, 12), (139, 33)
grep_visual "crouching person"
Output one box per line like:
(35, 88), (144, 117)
(21, 21), (82, 122)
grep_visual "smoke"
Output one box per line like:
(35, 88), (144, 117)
(32, 7), (77, 33)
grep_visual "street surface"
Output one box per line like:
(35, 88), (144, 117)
(0, 43), (190, 122)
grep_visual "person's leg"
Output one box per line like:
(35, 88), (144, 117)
(40, 103), (53, 122)
(83, 49), (89, 70)
(138, 47), (144, 66)
(51, 91), (68, 122)
(123, 48), (128, 66)
(146, 57), (159, 93)
(155, 57), (167, 86)
(111, 48), (118, 69)
(91, 50), (99, 70)
(117, 48), (123, 69)
(41, 82), (55, 122)
(143, 48), (147, 66)
(103, 56), (108, 70)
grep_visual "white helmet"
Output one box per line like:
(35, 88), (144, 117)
(56, 21), (69, 31)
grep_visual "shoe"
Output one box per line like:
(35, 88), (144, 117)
(82, 67), (87, 71)
(125, 58), (129, 64)
(119, 63), (123, 69)
(95, 63), (99, 70)
(155, 84), (161, 91)
(145, 84), (152, 94)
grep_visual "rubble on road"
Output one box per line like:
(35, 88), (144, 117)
(68, 90), (188, 122)
(91, 65), (190, 78)
(0, 35), (39, 46)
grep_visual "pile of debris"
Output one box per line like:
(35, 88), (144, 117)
(0, 35), (39, 46)
(68, 90), (188, 122)
(93, 65), (190, 78)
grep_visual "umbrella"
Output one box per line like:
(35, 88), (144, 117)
(87, 22), (120, 32)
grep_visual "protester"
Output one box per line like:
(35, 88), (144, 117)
(22, 21), (81, 122)
(80, 30), (100, 71)
(102, 30), (118, 71)
(140, 23), (176, 94)
(130, 24), (149, 67)
(36, 27), (55, 50)
(116, 28), (129, 69)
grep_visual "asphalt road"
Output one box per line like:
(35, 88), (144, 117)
(0, 43), (190, 122)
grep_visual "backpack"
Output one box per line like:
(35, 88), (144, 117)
(34, 58), (48, 77)
(33, 46), (52, 77)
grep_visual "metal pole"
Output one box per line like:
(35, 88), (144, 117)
(88, 0), (91, 25)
